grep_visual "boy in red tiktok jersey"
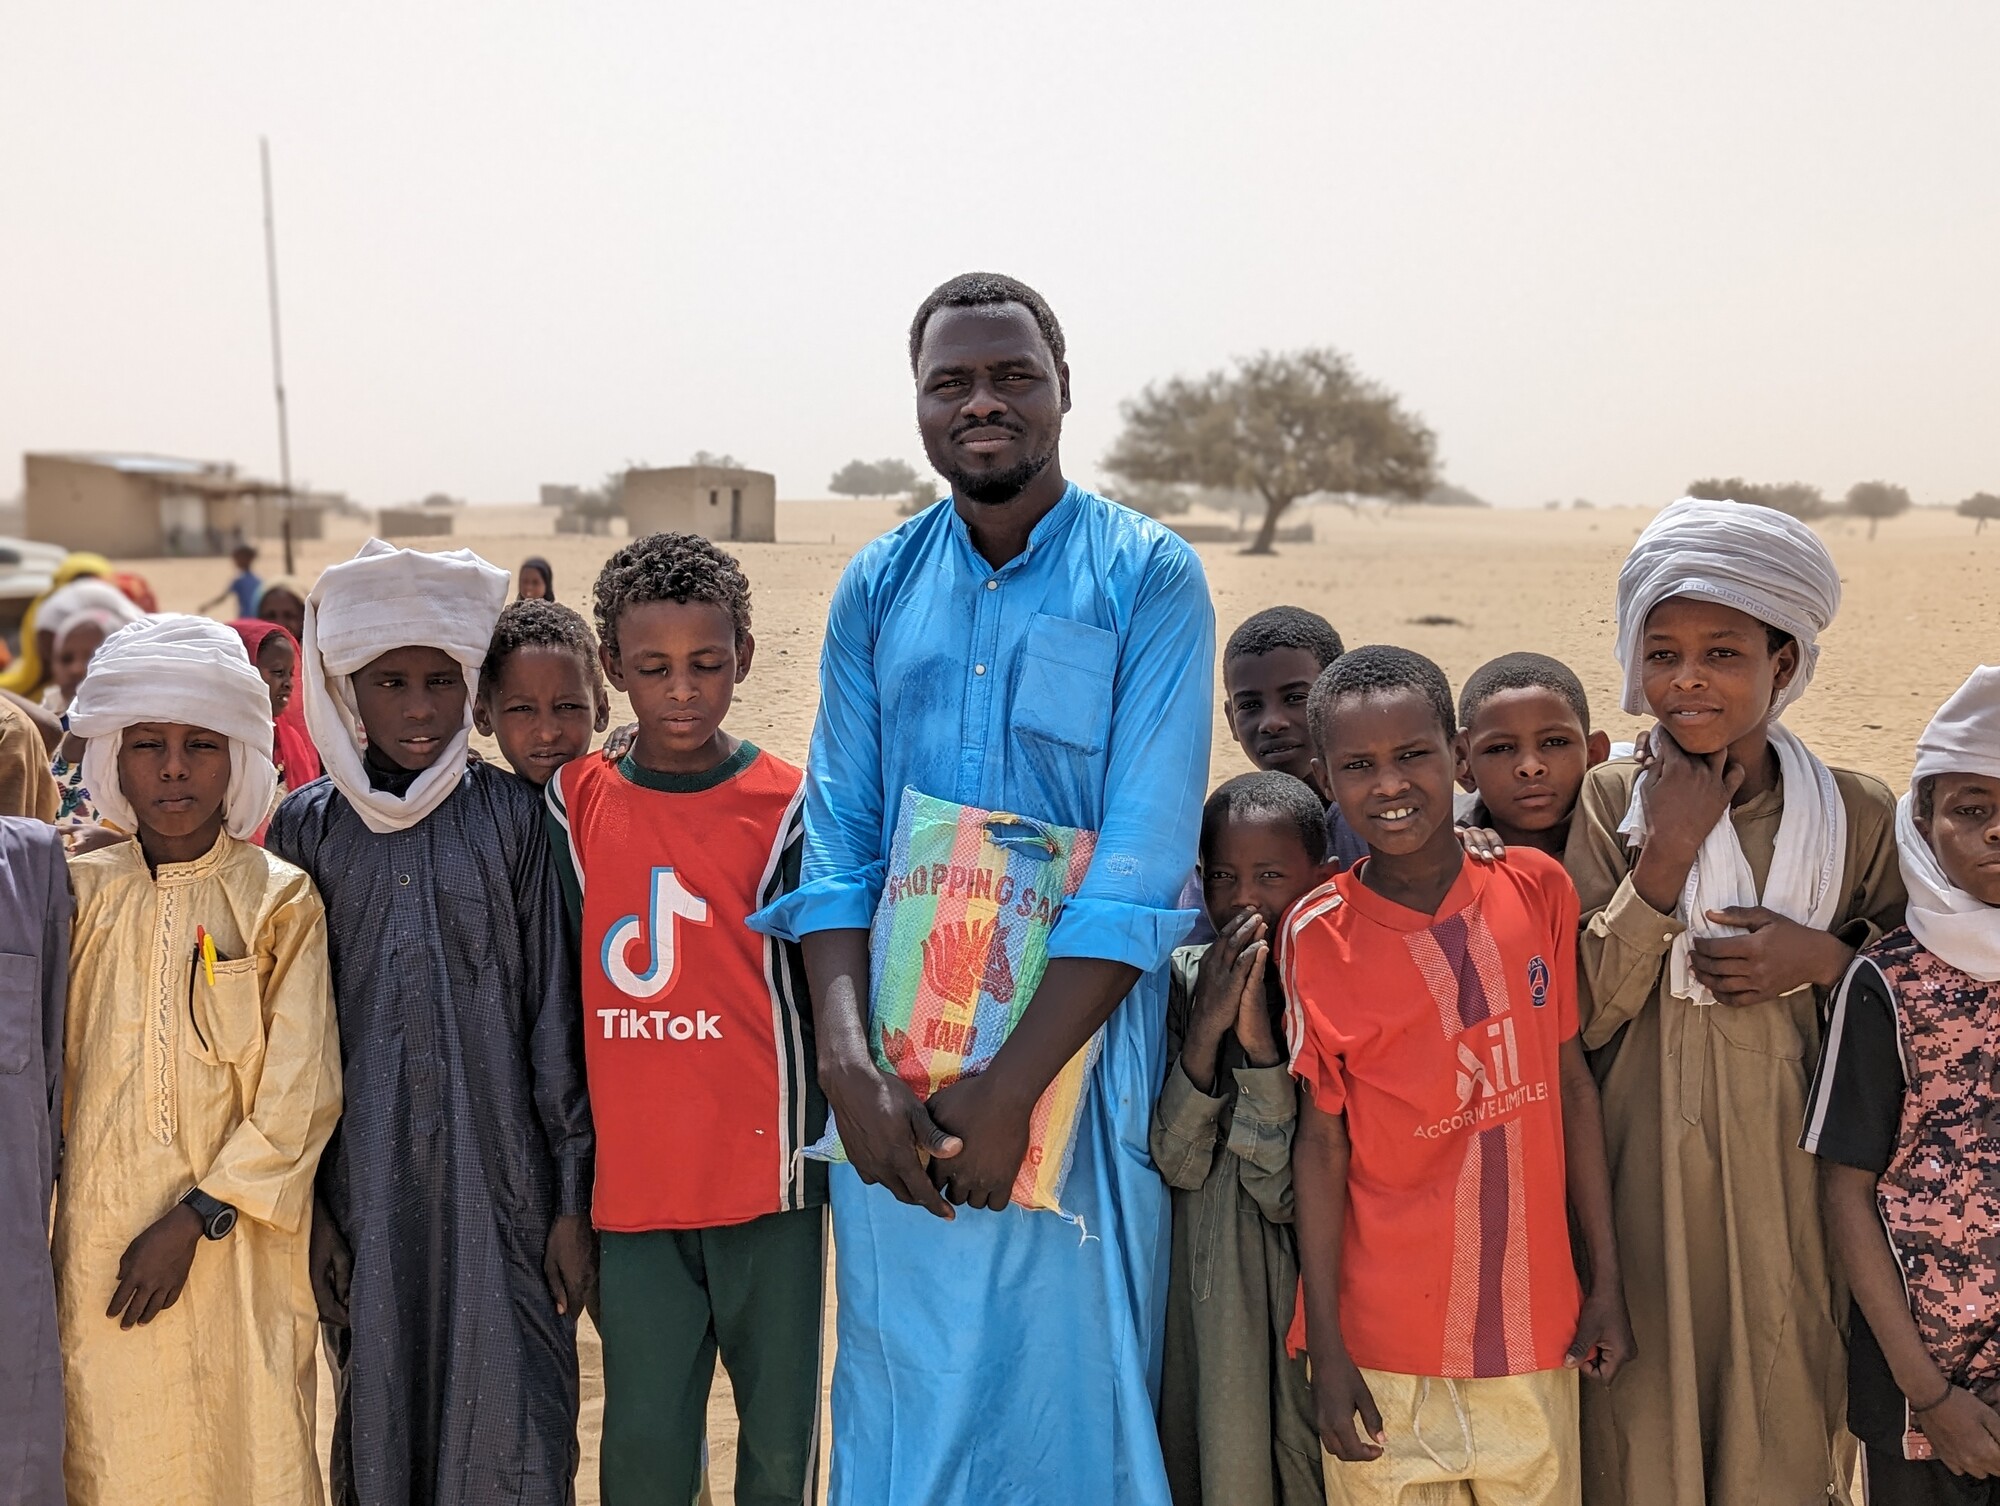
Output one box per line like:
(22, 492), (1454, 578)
(546, 533), (825, 1506)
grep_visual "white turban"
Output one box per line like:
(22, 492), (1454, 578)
(1614, 496), (1842, 718)
(67, 614), (279, 840)
(302, 538), (509, 834)
(36, 578), (143, 643)
(1896, 666), (2000, 980)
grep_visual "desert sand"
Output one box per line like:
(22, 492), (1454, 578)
(103, 496), (2000, 1504)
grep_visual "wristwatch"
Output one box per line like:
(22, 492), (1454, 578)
(179, 1187), (238, 1240)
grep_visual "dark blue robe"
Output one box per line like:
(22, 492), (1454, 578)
(269, 761), (592, 1506)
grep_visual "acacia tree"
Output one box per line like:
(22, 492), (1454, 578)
(1686, 477), (1828, 521)
(829, 458), (921, 498)
(1845, 480), (1912, 540)
(1104, 348), (1436, 554)
(1959, 492), (2000, 534)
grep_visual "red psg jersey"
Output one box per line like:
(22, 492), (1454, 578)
(547, 743), (823, 1231)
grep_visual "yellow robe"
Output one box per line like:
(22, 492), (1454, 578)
(1565, 761), (1904, 1506)
(54, 834), (341, 1506)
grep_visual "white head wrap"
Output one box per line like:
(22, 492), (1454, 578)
(35, 578), (143, 644)
(302, 538), (509, 834)
(1615, 498), (1849, 1004)
(1896, 666), (2000, 981)
(67, 614), (279, 840)
(1614, 496), (1842, 719)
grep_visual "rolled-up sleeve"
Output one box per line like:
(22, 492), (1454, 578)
(1047, 540), (1211, 971)
(751, 558), (887, 942)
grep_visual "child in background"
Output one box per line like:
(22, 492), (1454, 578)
(1566, 497), (1905, 1506)
(45, 609), (128, 715)
(546, 532), (825, 1506)
(227, 619), (319, 793)
(1224, 606), (1367, 867)
(1154, 771), (1330, 1506)
(1454, 652), (1611, 857)
(198, 543), (264, 619)
(1290, 646), (1630, 1505)
(55, 615), (341, 1506)
(1805, 666), (2000, 1505)
(518, 555), (555, 601)
(474, 599), (610, 786)
(267, 539), (593, 1506)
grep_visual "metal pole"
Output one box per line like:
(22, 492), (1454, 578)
(260, 135), (296, 575)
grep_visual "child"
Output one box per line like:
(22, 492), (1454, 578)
(0, 812), (68, 1506)
(1288, 645), (1630, 1505)
(1153, 771), (1330, 1506)
(1225, 606), (1367, 867)
(546, 532), (825, 1505)
(518, 555), (555, 601)
(227, 619), (320, 793)
(266, 539), (593, 1505)
(45, 608), (133, 715)
(1454, 652), (1611, 857)
(198, 542), (264, 618)
(55, 614), (341, 1505)
(1805, 666), (2000, 1505)
(1565, 497), (1905, 1506)
(1, 694), (59, 821)
(474, 598), (610, 785)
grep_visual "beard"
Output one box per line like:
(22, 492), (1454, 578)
(940, 443), (1056, 507)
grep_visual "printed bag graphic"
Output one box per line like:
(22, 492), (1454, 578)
(806, 787), (1101, 1217)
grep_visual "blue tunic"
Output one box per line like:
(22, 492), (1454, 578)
(753, 485), (1213, 1505)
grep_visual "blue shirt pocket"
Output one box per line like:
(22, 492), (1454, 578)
(1014, 613), (1116, 756)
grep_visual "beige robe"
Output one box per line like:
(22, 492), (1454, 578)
(54, 834), (341, 1506)
(1565, 760), (1904, 1506)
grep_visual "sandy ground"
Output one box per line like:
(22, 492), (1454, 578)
(105, 497), (2000, 1503)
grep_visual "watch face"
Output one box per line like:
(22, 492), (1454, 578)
(209, 1206), (237, 1239)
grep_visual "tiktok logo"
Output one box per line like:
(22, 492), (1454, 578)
(603, 868), (710, 1001)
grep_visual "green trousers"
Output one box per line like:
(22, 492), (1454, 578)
(598, 1207), (826, 1506)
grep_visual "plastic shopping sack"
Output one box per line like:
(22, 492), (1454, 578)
(806, 787), (1101, 1217)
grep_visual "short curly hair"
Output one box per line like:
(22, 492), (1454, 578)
(593, 531), (752, 658)
(1458, 651), (1590, 729)
(1200, 771), (1328, 865)
(480, 599), (605, 700)
(1224, 606), (1345, 672)
(1307, 644), (1456, 751)
(908, 271), (1066, 375)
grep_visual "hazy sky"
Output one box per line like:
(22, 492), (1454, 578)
(4, 2), (1996, 510)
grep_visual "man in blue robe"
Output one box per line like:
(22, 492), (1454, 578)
(753, 271), (1213, 1504)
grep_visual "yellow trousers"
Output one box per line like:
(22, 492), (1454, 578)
(1322, 1367), (1580, 1506)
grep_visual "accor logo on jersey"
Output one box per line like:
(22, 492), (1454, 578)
(602, 867), (712, 1004)
(1416, 1015), (1549, 1139)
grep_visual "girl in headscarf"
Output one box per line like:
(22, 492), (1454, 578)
(0, 552), (115, 697)
(45, 608), (134, 715)
(253, 578), (308, 645)
(516, 555), (554, 601)
(227, 619), (320, 793)
(55, 613), (340, 1506)
(1565, 496), (1906, 1506)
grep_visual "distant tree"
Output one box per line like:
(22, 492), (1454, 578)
(1687, 477), (1828, 521)
(1959, 492), (2000, 534)
(1844, 480), (1912, 539)
(1571, 498), (1596, 510)
(829, 458), (922, 498)
(1110, 479), (1196, 518)
(419, 491), (462, 510)
(1104, 348), (1436, 554)
(1416, 481), (1490, 509)
(689, 450), (743, 469)
(898, 478), (944, 517)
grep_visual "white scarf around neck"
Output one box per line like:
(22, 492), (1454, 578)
(302, 538), (508, 835)
(1896, 666), (2000, 980)
(1620, 722), (1848, 1004)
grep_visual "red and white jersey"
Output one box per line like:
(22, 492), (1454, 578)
(547, 742), (823, 1231)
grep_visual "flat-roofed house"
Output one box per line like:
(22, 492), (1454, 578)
(621, 465), (776, 543)
(21, 451), (303, 558)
